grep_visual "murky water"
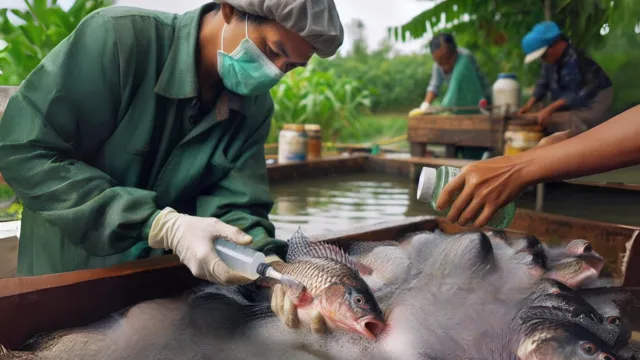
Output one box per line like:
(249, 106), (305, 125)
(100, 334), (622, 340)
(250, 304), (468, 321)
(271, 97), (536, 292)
(269, 172), (640, 238)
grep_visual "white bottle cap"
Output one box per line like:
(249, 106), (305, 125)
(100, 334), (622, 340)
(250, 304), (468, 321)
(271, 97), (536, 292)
(416, 167), (437, 202)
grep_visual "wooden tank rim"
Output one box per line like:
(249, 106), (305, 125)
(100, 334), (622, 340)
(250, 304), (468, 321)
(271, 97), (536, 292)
(2, 155), (640, 350)
(2, 212), (640, 350)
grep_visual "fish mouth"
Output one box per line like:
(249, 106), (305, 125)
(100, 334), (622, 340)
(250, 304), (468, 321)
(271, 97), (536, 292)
(356, 316), (386, 340)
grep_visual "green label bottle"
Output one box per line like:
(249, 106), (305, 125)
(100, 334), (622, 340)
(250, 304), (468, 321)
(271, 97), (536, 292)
(416, 166), (516, 229)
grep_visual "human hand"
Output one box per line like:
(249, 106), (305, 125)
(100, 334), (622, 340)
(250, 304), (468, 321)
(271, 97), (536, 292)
(268, 255), (328, 334)
(434, 156), (532, 228)
(534, 109), (553, 127)
(148, 207), (254, 285)
(517, 104), (532, 116)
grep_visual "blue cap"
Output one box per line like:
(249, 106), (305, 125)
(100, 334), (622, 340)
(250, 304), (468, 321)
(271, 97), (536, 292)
(498, 73), (517, 80)
(521, 21), (562, 64)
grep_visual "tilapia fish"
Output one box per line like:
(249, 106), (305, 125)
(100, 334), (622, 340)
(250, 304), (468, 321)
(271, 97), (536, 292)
(265, 228), (386, 340)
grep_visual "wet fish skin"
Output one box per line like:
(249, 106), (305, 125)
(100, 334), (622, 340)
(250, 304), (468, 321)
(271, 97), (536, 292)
(512, 280), (626, 360)
(269, 229), (386, 340)
(271, 257), (386, 340)
(347, 242), (411, 290)
(379, 231), (633, 360)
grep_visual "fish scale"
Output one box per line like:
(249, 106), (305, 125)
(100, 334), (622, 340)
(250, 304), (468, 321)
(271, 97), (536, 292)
(271, 258), (360, 296)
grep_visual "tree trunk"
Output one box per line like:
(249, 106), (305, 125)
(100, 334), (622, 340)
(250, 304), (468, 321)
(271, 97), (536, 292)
(544, 0), (553, 20)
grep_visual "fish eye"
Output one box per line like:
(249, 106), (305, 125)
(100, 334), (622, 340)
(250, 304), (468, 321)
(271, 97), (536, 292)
(602, 354), (616, 360)
(606, 316), (622, 326)
(354, 295), (364, 305)
(583, 244), (593, 253)
(580, 342), (598, 355)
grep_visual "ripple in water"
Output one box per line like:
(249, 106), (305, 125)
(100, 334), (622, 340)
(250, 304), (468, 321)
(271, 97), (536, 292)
(268, 173), (430, 238)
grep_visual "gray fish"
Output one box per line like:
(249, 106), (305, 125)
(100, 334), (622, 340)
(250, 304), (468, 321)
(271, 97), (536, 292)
(267, 228), (386, 340)
(346, 241), (411, 291)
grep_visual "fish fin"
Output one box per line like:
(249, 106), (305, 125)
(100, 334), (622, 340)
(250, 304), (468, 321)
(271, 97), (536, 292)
(355, 261), (374, 276)
(287, 227), (360, 273)
(188, 289), (279, 337)
(295, 290), (315, 308)
(241, 303), (278, 322)
(0, 344), (8, 355)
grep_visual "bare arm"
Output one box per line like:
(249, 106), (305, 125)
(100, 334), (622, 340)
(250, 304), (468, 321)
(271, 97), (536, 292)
(518, 97), (538, 115)
(424, 90), (437, 104)
(521, 104), (640, 182)
(539, 98), (567, 116)
(435, 105), (640, 228)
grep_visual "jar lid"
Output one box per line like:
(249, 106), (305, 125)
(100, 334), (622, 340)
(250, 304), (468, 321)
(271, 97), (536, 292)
(416, 167), (437, 202)
(304, 124), (321, 131)
(498, 73), (517, 80)
(283, 124), (305, 131)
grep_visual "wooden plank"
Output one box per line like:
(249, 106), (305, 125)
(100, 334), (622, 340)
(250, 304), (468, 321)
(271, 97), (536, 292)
(408, 128), (497, 148)
(405, 156), (474, 168)
(565, 180), (640, 192)
(2, 211), (639, 350)
(509, 208), (637, 279)
(364, 156), (413, 179)
(311, 216), (438, 245)
(622, 231), (640, 287)
(435, 208), (639, 280)
(267, 156), (368, 182)
(0, 255), (197, 350)
(407, 114), (499, 130)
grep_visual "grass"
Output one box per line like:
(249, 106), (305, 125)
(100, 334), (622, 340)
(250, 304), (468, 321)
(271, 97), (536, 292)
(347, 113), (408, 144)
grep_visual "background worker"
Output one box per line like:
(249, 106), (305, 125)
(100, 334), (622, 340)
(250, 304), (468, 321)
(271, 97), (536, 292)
(435, 105), (640, 229)
(518, 21), (614, 146)
(415, 32), (492, 114)
(409, 33), (493, 160)
(0, 0), (343, 334)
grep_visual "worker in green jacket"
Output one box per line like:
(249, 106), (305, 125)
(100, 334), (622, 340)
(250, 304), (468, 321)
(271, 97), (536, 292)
(0, 0), (342, 333)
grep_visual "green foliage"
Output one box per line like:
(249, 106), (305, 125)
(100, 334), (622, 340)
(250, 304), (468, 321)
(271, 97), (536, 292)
(313, 42), (433, 113)
(268, 62), (373, 143)
(0, 0), (112, 85)
(388, 0), (640, 114)
(391, 0), (637, 50)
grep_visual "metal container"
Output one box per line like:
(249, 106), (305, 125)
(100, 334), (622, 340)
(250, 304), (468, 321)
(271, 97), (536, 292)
(278, 124), (308, 164)
(304, 124), (322, 160)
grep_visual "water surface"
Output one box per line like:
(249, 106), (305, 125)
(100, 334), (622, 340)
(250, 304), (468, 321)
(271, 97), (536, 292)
(269, 172), (640, 239)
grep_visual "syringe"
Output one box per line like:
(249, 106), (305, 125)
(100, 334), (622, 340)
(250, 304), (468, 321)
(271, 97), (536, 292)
(213, 239), (304, 291)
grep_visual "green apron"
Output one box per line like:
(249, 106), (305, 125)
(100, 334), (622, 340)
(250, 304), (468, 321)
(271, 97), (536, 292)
(440, 53), (492, 160)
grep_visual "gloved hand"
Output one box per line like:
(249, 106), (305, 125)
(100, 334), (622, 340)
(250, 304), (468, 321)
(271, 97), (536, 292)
(267, 254), (328, 334)
(419, 101), (430, 112)
(148, 207), (254, 285)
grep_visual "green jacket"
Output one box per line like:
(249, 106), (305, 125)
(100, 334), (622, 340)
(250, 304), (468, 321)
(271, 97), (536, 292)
(0, 4), (288, 276)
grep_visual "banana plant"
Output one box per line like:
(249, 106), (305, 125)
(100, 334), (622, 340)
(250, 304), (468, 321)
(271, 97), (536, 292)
(390, 0), (638, 51)
(0, 0), (112, 85)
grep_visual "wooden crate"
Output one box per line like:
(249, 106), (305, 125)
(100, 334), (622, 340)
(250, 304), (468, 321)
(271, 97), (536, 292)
(407, 113), (506, 157)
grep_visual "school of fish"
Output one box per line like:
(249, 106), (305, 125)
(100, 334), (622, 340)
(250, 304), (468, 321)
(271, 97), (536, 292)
(1, 227), (639, 360)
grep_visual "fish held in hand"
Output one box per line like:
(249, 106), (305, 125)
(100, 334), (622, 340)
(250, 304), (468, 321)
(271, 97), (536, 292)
(267, 228), (386, 340)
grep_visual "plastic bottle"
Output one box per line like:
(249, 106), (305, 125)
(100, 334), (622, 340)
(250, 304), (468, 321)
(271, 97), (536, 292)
(214, 239), (265, 280)
(213, 239), (303, 289)
(492, 73), (521, 116)
(416, 166), (516, 228)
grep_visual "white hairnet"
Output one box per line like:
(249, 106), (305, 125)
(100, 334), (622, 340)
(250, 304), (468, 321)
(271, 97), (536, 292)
(214, 0), (344, 58)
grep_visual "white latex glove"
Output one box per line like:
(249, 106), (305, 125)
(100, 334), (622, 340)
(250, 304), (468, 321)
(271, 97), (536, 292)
(419, 101), (430, 112)
(148, 207), (254, 285)
(267, 254), (328, 334)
